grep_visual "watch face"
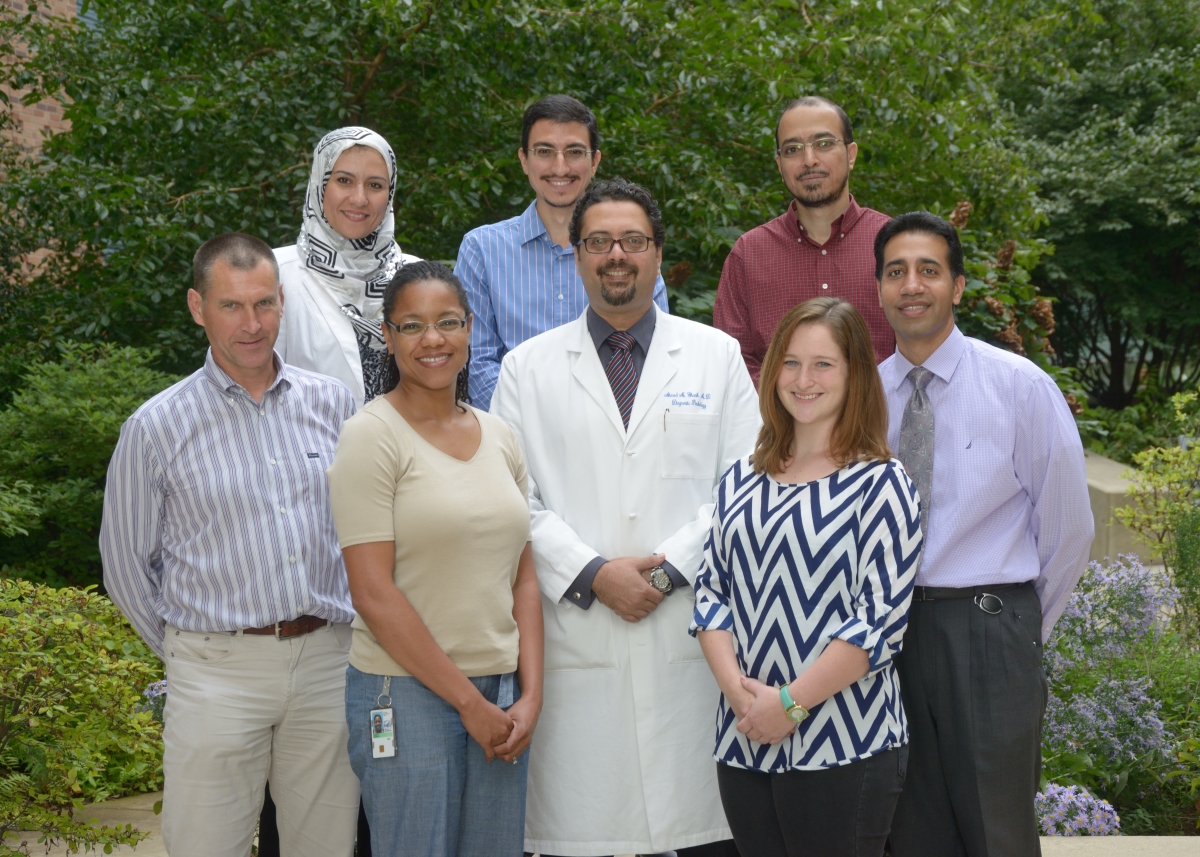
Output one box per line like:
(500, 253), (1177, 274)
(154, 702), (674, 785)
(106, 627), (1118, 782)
(787, 706), (809, 724)
(650, 567), (673, 593)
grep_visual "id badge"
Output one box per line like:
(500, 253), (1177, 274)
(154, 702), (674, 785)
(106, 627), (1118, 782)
(371, 676), (396, 759)
(370, 707), (395, 758)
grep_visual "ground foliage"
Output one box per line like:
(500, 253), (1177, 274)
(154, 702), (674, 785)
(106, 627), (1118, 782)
(0, 0), (1055, 385)
(0, 344), (179, 588)
(0, 579), (162, 855)
(1043, 556), (1200, 834)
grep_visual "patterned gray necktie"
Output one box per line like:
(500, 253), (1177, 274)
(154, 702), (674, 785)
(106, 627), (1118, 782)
(897, 366), (934, 540)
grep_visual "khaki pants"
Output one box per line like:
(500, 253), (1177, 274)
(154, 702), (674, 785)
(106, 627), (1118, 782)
(161, 623), (359, 857)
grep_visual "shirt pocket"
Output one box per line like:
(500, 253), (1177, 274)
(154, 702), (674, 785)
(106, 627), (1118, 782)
(661, 412), (721, 479)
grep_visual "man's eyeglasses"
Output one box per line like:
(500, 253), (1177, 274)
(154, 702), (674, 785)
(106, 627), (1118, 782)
(777, 138), (845, 159)
(577, 235), (655, 254)
(527, 145), (594, 163)
(385, 318), (469, 337)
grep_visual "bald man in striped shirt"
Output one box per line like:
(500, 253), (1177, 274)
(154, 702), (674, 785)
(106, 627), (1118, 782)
(101, 233), (360, 857)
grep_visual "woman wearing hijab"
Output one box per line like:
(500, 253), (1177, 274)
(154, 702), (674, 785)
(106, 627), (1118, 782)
(275, 126), (420, 408)
(260, 126), (416, 857)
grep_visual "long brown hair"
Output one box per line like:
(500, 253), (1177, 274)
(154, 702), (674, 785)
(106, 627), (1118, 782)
(752, 298), (891, 475)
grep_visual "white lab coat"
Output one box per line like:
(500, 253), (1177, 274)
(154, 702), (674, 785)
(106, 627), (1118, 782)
(273, 244), (421, 409)
(491, 307), (761, 856)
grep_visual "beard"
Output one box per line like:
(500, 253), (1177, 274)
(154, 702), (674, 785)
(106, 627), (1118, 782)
(789, 168), (849, 210)
(598, 263), (639, 306)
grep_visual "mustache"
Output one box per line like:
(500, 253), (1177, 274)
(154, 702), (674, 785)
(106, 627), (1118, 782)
(599, 261), (638, 276)
(796, 170), (829, 181)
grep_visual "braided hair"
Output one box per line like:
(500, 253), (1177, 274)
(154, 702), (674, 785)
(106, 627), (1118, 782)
(380, 259), (473, 407)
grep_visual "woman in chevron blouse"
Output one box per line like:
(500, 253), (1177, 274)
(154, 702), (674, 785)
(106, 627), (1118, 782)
(692, 297), (922, 857)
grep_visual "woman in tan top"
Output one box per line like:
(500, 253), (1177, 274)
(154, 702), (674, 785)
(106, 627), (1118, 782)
(327, 260), (543, 857)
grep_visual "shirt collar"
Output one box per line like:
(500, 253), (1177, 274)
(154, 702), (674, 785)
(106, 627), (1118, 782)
(785, 194), (865, 240)
(885, 325), (968, 390)
(518, 200), (551, 246)
(202, 348), (291, 397)
(586, 305), (657, 354)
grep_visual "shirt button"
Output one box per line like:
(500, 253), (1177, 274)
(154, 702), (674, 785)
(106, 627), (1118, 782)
(840, 233), (845, 238)
(259, 410), (265, 417)
(289, 556), (297, 563)
(628, 512), (638, 519)
(822, 283), (829, 290)
(557, 294), (564, 300)
(279, 507), (287, 514)
(269, 459), (277, 465)
(821, 249), (827, 255)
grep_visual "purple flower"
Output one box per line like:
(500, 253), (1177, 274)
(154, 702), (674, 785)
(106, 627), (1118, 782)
(1044, 677), (1171, 765)
(1035, 784), (1121, 836)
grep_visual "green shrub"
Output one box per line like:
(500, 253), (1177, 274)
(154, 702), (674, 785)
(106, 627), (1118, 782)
(0, 580), (163, 854)
(0, 343), (179, 588)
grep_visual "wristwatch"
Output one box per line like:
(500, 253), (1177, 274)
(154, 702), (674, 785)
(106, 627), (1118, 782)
(648, 566), (674, 594)
(780, 685), (809, 724)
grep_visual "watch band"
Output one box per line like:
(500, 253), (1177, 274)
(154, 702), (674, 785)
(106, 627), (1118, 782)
(779, 684), (809, 723)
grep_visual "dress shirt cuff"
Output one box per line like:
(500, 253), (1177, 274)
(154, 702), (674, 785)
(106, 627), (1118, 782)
(565, 556), (607, 610)
(661, 560), (687, 595)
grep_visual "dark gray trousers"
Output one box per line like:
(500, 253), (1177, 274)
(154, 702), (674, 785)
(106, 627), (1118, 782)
(889, 581), (1046, 857)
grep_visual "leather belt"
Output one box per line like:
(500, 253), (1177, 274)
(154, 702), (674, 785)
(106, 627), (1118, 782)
(911, 582), (1027, 615)
(241, 615), (327, 639)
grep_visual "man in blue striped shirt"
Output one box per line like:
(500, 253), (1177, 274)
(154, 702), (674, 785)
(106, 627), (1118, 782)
(101, 233), (360, 857)
(457, 94), (668, 409)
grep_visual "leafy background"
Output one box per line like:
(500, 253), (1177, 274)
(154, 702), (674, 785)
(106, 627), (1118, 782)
(0, 0), (1198, 840)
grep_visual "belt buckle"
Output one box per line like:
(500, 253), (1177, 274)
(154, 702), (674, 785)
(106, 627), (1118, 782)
(974, 592), (1003, 615)
(274, 621), (283, 640)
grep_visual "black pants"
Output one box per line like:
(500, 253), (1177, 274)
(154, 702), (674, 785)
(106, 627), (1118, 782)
(888, 582), (1046, 857)
(716, 748), (906, 857)
(535, 841), (740, 857)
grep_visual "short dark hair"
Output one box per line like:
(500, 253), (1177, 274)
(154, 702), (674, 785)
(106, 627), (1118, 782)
(521, 95), (599, 153)
(568, 179), (665, 249)
(775, 96), (854, 149)
(873, 211), (967, 282)
(192, 233), (279, 296)
(380, 259), (473, 403)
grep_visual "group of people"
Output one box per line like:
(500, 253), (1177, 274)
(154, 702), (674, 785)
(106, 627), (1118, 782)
(99, 93), (1095, 857)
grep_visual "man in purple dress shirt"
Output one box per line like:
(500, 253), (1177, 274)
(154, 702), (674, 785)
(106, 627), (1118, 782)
(875, 212), (1093, 856)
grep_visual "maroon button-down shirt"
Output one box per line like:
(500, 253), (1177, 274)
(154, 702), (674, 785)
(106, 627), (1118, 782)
(714, 196), (894, 384)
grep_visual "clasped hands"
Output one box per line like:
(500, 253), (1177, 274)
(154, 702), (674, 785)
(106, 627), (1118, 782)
(459, 692), (541, 764)
(592, 553), (666, 622)
(730, 676), (799, 746)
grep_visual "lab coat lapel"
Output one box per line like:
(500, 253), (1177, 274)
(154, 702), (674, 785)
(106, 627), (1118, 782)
(626, 308), (680, 437)
(568, 315), (628, 439)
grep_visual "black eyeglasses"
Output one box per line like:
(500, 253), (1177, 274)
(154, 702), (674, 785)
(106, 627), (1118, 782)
(577, 235), (655, 254)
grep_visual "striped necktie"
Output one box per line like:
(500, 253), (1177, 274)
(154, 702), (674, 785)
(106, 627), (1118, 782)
(897, 365), (935, 543)
(604, 330), (638, 430)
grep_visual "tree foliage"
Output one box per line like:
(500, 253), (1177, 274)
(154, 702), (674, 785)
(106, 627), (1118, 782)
(997, 0), (1200, 409)
(0, 0), (1051, 382)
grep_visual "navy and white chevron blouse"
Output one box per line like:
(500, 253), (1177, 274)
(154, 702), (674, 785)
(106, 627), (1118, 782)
(691, 456), (922, 772)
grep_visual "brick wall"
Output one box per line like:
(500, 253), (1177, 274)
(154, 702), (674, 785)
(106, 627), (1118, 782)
(3, 0), (76, 154)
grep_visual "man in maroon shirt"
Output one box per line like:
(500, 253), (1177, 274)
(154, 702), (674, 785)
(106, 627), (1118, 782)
(714, 96), (894, 383)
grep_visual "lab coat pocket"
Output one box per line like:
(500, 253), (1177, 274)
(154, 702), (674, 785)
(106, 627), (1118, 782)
(543, 595), (618, 671)
(661, 412), (721, 479)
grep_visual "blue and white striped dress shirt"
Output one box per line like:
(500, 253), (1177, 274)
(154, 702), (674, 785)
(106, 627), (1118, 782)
(879, 326), (1095, 640)
(100, 350), (356, 658)
(456, 200), (669, 410)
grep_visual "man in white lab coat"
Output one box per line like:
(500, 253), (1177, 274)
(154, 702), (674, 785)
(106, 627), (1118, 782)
(491, 180), (760, 857)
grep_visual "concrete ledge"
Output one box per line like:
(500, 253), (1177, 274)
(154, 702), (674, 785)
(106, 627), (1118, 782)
(8, 791), (1195, 855)
(1085, 451), (1157, 563)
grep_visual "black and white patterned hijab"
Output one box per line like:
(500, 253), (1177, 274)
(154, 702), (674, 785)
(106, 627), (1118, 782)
(296, 126), (406, 321)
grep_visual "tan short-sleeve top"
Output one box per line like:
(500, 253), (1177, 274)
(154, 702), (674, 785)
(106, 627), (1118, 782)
(327, 398), (531, 677)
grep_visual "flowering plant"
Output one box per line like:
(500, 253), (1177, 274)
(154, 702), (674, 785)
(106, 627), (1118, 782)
(1035, 783), (1121, 835)
(137, 679), (168, 723)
